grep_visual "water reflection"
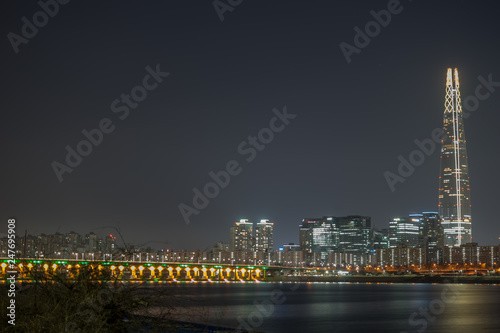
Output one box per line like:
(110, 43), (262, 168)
(152, 283), (500, 332)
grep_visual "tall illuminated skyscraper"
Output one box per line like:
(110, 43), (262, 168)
(438, 68), (472, 246)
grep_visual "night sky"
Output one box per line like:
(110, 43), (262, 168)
(1, 0), (500, 251)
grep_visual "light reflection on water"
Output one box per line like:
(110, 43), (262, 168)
(152, 283), (500, 333)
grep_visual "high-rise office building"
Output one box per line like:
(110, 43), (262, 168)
(299, 216), (372, 257)
(439, 68), (472, 246)
(418, 212), (445, 263)
(299, 219), (317, 252)
(389, 217), (420, 248)
(299, 217), (339, 256)
(373, 228), (390, 249)
(255, 219), (274, 252)
(230, 219), (254, 251)
(389, 212), (445, 262)
(337, 216), (372, 254)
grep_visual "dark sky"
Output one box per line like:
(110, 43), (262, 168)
(1, 0), (499, 251)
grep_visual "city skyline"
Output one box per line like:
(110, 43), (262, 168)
(5, 204), (493, 258)
(2, 1), (500, 251)
(5, 212), (498, 269)
(4, 2), (500, 332)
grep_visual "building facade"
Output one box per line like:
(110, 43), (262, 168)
(255, 219), (274, 252)
(439, 68), (472, 246)
(299, 216), (372, 261)
(337, 216), (372, 255)
(299, 217), (339, 256)
(373, 228), (390, 249)
(230, 219), (254, 251)
(389, 217), (420, 248)
(417, 212), (445, 263)
(376, 246), (427, 267)
(442, 243), (499, 266)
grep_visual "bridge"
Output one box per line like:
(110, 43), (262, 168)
(0, 258), (289, 282)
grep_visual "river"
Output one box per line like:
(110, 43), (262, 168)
(150, 282), (500, 332)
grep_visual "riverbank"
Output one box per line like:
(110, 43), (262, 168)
(266, 274), (500, 284)
(6, 275), (500, 285)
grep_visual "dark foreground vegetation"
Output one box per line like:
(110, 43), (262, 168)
(0, 266), (236, 332)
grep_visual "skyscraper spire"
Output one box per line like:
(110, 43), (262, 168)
(439, 68), (472, 246)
